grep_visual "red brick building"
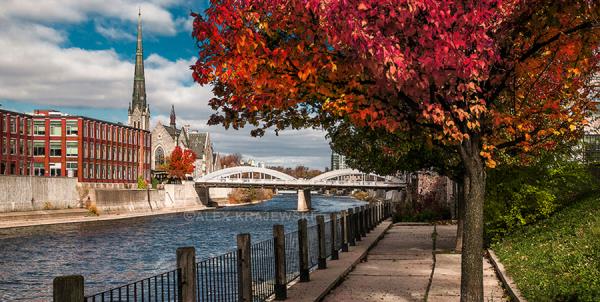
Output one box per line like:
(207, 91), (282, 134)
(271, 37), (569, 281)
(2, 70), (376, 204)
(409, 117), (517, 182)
(0, 109), (34, 175)
(0, 108), (150, 183)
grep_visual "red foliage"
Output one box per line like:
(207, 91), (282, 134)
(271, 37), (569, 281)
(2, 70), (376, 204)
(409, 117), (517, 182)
(165, 146), (196, 180)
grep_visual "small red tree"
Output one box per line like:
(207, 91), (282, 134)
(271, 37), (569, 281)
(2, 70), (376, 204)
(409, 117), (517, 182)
(164, 146), (196, 180)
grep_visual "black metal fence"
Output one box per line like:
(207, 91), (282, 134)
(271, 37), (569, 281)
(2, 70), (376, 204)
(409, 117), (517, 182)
(59, 201), (394, 302)
(83, 268), (181, 302)
(196, 249), (238, 302)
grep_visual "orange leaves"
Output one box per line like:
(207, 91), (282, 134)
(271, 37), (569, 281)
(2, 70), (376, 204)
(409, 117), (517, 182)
(480, 144), (497, 168)
(165, 146), (196, 180)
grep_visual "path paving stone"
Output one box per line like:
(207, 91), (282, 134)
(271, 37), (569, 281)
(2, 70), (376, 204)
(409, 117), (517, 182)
(322, 223), (508, 302)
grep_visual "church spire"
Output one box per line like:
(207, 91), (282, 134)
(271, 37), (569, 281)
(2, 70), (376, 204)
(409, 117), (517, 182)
(170, 105), (176, 128)
(131, 8), (146, 112)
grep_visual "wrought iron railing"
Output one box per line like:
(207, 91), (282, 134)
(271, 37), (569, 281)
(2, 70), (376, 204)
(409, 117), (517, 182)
(84, 268), (181, 302)
(196, 250), (238, 302)
(250, 238), (276, 301)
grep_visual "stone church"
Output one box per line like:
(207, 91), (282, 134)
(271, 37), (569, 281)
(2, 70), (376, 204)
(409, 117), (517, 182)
(151, 105), (218, 180)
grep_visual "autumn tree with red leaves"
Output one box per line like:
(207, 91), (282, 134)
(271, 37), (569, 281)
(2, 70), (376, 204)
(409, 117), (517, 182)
(163, 146), (196, 181)
(191, 0), (600, 300)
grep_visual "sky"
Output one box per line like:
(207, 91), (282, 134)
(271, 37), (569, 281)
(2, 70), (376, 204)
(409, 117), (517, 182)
(0, 0), (332, 169)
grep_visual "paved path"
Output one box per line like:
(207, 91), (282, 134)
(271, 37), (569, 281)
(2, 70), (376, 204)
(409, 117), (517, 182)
(322, 224), (507, 302)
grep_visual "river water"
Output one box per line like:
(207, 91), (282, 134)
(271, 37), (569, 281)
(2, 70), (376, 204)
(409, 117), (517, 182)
(0, 193), (365, 301)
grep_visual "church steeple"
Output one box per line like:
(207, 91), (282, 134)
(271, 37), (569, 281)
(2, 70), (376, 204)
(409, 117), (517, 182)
(128, 9), (150, 131)
(170, 105), (176, 128)
(131, 9), (146, 111)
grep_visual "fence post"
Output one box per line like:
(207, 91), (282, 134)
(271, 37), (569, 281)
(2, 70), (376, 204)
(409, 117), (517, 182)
(347, 208), (356, 246)
(53, 275), (84, 302)
(354, 207), (362, 242)
(298, 218), (310, 282)
(368, 204), (373, 230)
(176, 247), (197, 302)
(316, 215), (327, 269)
(237, 234), (252, 302)
(341, 210), (349, 252)
(273, 225), (287, 300)
(330, 213), (339, 260)
(360, 206), (367, 237)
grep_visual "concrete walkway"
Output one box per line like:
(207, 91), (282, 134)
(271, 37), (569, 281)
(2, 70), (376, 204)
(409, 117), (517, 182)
(319, 224), (507, 302)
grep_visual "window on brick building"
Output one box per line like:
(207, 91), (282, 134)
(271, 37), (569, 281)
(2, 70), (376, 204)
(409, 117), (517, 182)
(33, 162), (45, 176)
(66, 121), (78, 136)
(49, 163), (61, 177)
(66, 162), (77, 177)
(50, 121), (61, 136)
(10, 139), (16, 155)
(34, 121), (45, 135)
(49, 142), (61, 157)
(66, 142), (78, 157)
(33, 141), (45, 156)
(10, 117), (16, 133)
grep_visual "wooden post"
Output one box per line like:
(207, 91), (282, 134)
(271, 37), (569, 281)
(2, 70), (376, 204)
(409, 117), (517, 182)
(330, 213), (339, 260)
(273, 225), (287, 300)
(316, 215), (327, 269)
(53, 275), (84, 302)
(354, 207), (362, 242)
(366, 203), (373, 233)
(237, 234), (252, 302)
(298, 218), (310, 282)
(341, 210), (349, 252)
(360, 206), (367, 237)
(177, 247), (197, 302)
(347, 208), (356, 246)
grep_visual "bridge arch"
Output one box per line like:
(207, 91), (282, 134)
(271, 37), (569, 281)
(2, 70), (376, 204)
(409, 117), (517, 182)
(309, 168), (403, 183)
(197, 166), (297, 181)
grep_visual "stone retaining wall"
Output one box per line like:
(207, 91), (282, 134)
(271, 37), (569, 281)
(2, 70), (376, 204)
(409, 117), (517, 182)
(0, 175), (80, 212)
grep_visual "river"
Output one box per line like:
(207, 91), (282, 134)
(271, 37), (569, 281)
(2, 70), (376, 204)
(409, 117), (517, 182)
(0, 193), (365, 301)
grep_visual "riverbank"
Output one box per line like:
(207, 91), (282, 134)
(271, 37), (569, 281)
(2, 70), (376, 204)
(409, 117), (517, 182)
(0, 205), (213, 230)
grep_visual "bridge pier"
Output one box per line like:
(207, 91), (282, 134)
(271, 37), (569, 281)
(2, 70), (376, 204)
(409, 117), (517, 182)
(297, 189), (312, 212)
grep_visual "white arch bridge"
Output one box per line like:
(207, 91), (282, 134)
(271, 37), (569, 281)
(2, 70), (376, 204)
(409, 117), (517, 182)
(195, 167), (406, 211)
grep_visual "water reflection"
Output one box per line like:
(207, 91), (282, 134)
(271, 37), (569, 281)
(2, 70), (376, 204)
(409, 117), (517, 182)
(0, 193), (364, 301)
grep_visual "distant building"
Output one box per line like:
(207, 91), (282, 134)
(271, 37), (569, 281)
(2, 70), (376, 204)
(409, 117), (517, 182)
(0, 108), (151, 183)
(331, 151), (348, 170)
(151, 105), (216, 179)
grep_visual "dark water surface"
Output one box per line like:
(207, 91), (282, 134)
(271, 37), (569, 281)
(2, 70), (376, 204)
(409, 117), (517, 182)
(0, 194), (364, 301)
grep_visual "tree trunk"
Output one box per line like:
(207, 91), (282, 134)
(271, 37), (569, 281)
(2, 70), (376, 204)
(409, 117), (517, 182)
(459, 138), (485, 302)
(455, 177), (466, 252)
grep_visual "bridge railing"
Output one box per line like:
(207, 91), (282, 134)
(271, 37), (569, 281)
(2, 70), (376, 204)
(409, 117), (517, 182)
(54, 201), (396, 302)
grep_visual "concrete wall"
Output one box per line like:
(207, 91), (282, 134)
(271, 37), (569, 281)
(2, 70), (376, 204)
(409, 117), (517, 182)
(164, 182), (205, 207)
(91, 182), (206, 214)
(0, 175), (80, 212)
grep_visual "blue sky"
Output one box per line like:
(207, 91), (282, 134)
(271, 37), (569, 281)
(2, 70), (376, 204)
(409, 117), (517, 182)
(0, 0), (331, 169)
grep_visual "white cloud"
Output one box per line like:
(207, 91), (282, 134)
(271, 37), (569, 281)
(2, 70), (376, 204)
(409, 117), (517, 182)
(95, 22), (136, 41)
(0, 0), (188, 36)
(0, 3), (332, 168)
